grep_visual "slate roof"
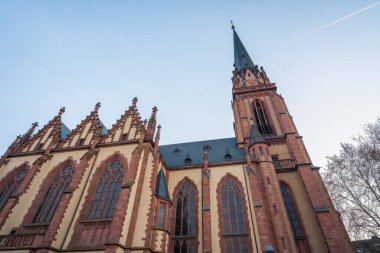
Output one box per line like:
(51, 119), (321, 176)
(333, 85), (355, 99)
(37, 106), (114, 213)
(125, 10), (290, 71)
(159, 137), (245, 168)
(233, 29), (255, 71)
(250, 124), (264, 144)
(155, 169), (169, 199)
(99, 121), (108, 136)
(60, 123), (71, 140)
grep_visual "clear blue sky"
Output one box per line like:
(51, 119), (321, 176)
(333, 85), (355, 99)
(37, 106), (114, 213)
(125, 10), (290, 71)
(1, 0), (379, 168)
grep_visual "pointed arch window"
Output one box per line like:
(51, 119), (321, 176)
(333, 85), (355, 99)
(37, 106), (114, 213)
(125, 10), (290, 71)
(252, 99), (272, 135)
(87, 159), (123, 220)
(280, 182), (305, 240)
(172, 180), (198, 253)
(218, 176), (251, 253)
(32, 165), (74, 224)
(0, 166), (28, 211)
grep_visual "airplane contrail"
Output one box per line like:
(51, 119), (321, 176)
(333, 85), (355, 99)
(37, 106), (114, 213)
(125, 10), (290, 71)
(299, 2), (380, 38)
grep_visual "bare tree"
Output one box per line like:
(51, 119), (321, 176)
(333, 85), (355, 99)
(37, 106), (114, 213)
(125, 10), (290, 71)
(324, 118), (380, 240)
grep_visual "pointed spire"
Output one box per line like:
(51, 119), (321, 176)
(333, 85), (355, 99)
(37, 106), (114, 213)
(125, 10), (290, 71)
(155, 169), (169, 199)
(51, 107), (66, 143)
(146, 106), (158, 140)
(232, 24), (255, 71)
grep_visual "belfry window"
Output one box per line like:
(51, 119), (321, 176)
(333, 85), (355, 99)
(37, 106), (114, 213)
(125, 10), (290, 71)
(32, 165), (74, 224)
(0, 166), (28, 211)
(252, 99), (272, 135)
(280, 182), (305, 240)
(218, 176), (251, 253)
(88, 159), (123, 220)
(172, 180), (198, 253)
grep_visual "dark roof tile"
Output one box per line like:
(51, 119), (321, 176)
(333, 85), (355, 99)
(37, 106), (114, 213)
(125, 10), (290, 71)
(159, 137), (245, 168)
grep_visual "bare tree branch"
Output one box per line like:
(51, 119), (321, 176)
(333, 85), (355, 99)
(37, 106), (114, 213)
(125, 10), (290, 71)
(323, 118), (380, 240)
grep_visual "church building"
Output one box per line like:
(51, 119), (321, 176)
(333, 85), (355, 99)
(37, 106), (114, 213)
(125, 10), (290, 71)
(0, 26), (354, 253)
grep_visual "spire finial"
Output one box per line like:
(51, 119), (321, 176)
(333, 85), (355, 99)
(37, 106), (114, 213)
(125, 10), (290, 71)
(132, 97), (138, 107)
(58, 107), (66, 117)
(94, 102), (101, 112)
(231, 20), (235, 30)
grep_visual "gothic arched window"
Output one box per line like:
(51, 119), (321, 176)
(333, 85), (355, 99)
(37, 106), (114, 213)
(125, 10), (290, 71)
(87, 159), (123, 220)
(280, 182), (305, 240)
(172, 179), (198, 253)
(0, 166), (28, 211)
(252, 99), (272, 136)
(32, 164), (74, 224)
(218, 176), (251, 253)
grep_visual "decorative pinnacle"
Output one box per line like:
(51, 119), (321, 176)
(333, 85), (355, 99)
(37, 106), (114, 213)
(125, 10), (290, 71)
(231, 20), (235, 30)
(24, 122), (38, 139)
(155, 125), (162, 141)
(94, 102), (101, 112)
(132, 97), (138, 107)
(149, 106), (158, 123)
(58, 107), (66, 117)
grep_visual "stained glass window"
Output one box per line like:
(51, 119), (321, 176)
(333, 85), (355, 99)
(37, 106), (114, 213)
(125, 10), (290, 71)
(219, 176), (250, 253)
(172, 180), (197, 253)
(88, 159), (123, 220)
(280, 182), (305, 240)
(0, 166), (28, 211)
(32, 165), (74, 224)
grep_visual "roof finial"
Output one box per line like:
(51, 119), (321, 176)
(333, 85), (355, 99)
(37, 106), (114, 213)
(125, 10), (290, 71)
(58, 107), (66, 117)
(231, 20), (235, 30)
(132, 97), (138, 107)
(23, 122), (38, 140)
(31, 122), (39, 129)
(94, 102), (101, 112)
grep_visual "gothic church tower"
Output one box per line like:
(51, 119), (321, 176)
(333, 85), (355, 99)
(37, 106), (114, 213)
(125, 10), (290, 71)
(231, 25), (354, 253)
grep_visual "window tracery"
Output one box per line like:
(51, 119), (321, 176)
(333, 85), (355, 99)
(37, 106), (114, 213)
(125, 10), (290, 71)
(87, 159), (123, 220)
(218, 176), (251, 253)
(0, 166), (28, 211)
(32, 165), (74, 224)
(172, 180), (198, 253)
(280, 182), (305, 240)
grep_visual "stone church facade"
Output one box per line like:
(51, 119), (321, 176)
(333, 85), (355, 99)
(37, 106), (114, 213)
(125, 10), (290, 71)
(0, 27), (354, 253)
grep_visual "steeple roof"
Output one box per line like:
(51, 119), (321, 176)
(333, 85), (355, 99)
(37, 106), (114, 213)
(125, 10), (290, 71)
(232, 25), (255, 71)
(155, 169), (169, 199)
(250, 124), (265, 144)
